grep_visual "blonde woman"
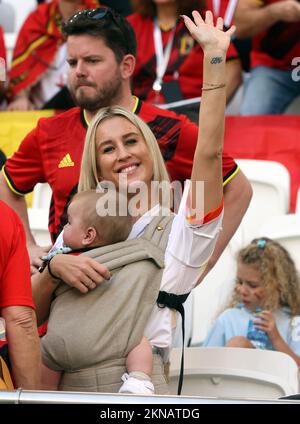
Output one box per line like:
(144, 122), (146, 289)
(33, 11), (235, 394)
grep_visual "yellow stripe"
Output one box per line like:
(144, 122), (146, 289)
(223, 165), (239, 187)
(83, 109), (90, 126)
(12, 35), (48, 68)
(132, 96), (139, 113)
(48, 16), (54, 34)
(83, 97), (139, 126)
(47, 1), (57, 35)
(1, 166), (24, 196)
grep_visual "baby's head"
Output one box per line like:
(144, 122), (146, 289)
(63, 190), (133, 250)
(233, 237), (300, 313)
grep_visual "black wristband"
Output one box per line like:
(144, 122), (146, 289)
(38, 261), (47, 273)
(47, 256), (60, 281)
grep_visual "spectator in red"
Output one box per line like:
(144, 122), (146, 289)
(127, 0), (242, 119)
(8, 0), (99, 111)
(234, 0), (300, 115)
(0, 201), (41, 389)
(0, 26), (6, 103)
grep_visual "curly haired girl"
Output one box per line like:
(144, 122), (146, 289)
(204, 238), (300, 366)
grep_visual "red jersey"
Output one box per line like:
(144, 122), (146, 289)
(0, 201), (34, 309)
(3, 99), (238, 241)
(127, 13), (238, 104)
(207, 0), (238, 27)
(0, 27), (5, 63)
(8, 0), (98, 98)
(251, 0), (300, 70)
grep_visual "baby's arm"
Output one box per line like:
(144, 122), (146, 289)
(41, 362), (61, 390)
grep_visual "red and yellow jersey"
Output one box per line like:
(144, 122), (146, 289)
(8, 0), (98, 99)
(0, 27), (5, 63)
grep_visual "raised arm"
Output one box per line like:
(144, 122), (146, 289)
(182, 11), (235, 217)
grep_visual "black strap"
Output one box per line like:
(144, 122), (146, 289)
(157, 291), (190, 395)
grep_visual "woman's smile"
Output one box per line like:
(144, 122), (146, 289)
(96, 116), (154, 189)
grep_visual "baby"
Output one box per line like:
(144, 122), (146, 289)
(41, 190), (155, 394)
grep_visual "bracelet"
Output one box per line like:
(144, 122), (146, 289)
(203, 82), (226, 87)
(202, 83), (226, 91)
(47, 256), (61, 282)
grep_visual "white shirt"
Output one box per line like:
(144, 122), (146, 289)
(53, 181), (223, 355)
(128, 180), (223, 352)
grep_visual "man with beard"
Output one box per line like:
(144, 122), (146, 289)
(0, 7), (252, 275)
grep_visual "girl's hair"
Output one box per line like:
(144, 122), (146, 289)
(78, 106), (170, 192)
(231, 237), (300, 315)
(130, 0), (206, 18)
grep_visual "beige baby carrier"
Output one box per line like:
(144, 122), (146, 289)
(42, 214), (177, 394)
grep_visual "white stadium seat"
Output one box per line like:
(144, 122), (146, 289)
(169, 347), (299, 399)
(28, 207), (51, 246)
(188, 231), (243, 346)
(236, 159), (290, 244)
(28, 183), (52, 246)
(2, 0), (36, 33)
(258, 214), (300, 273)
(32, 182), (52, 209)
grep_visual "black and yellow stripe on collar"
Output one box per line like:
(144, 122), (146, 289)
(82, 96), (141, 127)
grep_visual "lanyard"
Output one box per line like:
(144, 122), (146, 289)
(212, 0), (220, 16)
(212, 0), (238, 28)
(152, 19), (177, 93)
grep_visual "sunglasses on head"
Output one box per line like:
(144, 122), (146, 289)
(69, 7), (119, 25)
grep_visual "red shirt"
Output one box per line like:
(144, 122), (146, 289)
(3, 99), (238, 241)
(0, 27), (5, 63)
(251, 0), (300, 70)
(207, 0), (238, 27)
(0, 201), (34, 309)
(127, 13), (238, 104)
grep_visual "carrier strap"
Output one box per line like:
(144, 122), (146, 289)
(157, 291), (190, 395)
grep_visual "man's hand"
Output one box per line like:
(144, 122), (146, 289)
(49, 254), (111, 293)
(270, 0), (300, 23)
(28, 244), (52, 275)
(7, 95), (34, 111)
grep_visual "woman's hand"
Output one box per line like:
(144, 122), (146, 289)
(254, 310), (281, 343)
(181, 10), (235, 54)
(28, 243), (52, 275)
(50, 254), (111, 294)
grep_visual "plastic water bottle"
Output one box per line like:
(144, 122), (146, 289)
(247, 308), (269, 349)
(0, 317), (6, 341)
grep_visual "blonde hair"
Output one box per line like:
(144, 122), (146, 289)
(78, 106), (170, 192)
(70, 190), (133, 246)
(231, 237), (300, 316)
